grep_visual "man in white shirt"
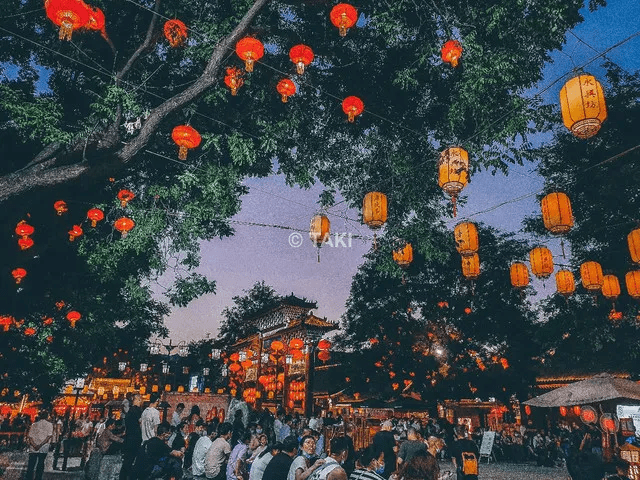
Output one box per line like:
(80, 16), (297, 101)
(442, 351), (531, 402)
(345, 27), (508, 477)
(191, 423), (215, 476)
(26, 411), (54, 480)
(140, 393), (161, 442)
(171, 403), (185, 428)
(205, 422), (232, 479)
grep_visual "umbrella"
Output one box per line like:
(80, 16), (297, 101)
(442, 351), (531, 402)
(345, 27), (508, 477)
(524, 373), (640, 407)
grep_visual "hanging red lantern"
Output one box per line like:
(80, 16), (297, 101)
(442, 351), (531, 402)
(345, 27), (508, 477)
(87, 208), (104, 227)
(229, 363), (241, 373)
(241, 359), (253, 370)
(224, 67), (244, 96)
(309, 214), (331, 247)
(625, 271), (640, 299)
(12, 268), (27, 284)
(556, 270), (576, 297)
(289, 45), (314, 75)
(66, 311), (81, 328)
(46, 335), (54, 343)
(18, 237), (34, 250)
(510, 262), (530, 289)
(318, 350), (331, 362)
(117, 189), (135, 207)
(318, 339), (331, 351)
(560, 74), (607, 139)
(163, 19), (188, 47)
(15, 220), (34, 239)
(68, 225), (83, 242)
(627, 229), (640, 264)
(289, 338), (304, 350)
(270, 340), (285, 352)
(529, 247), (554, 280)
(342, 96), (364, 123)
(236, 37), (264, 72)
(114, 217), (135, 237)
(464, 307), (472, 315)
(393, 243), (413, 268)
(441, 40), (463, 67)
(45, 0), (91, 41)
(229, 353), (240, 362)
(276, 79), (296, 103)
(438, 147), (469, 217)
(171, 125), (201, 161)
(54, 200), (68, 216)
(43, 317), (54, 326)
(0, 316), (13, 332)
(524, 405), (532, 416)
(86, 7), (105, 32)
(559, 406), (567, 417)
(24, 327), (36, 336)
(580, 261), (604, 292)
(330, 3), (358, 37)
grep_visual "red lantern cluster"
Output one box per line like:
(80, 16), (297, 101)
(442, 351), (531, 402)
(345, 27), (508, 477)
(0, 316), (14, 332)
(15, 220), (35, 250)
(243, 388), (257, 404)
(289, 381), (305, 402)
(224, 67), (244, 96)
(441, 40), (463, 67)
(164, 19), (188, 47)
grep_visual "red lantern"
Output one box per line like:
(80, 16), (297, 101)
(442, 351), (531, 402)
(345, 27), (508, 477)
(289, 338), (304, 350)
(45, 0), (91, 41)
(114, 217), (135, 237)
(0, 316), (13, 332)
(464, 307), (472, 315)
(524, 405), (531, 416)
(559, 406), (567, 417)
(46, 335), (54, 343)
(271, 340), (284, 352)
(43, 317), (54, 326)
(87, 208), (104, 227)
(229, 363), (241, 373)
(241, 360), (253, 370)
(289, 45), (314, 75)
(330, 3), (358, 36)
(291, 349), (304, 361)
(573, 406), (581, 416)
(117, 189), (135, 207)
(163, 19), (188, 47)
(342, 96), (364, 123)
(15, 220), (34, 239)
(229, 353), (240, 362)
(66, 311), (81, 328)
(54, 200), (68, 215)
(318, 339), (331, 351)
(18, 237), (34, 250)
(318, 350), (331, 362)
(276, 79), (296, 103)
(258, 375), (268, 386)
(87, 7), (105, 31)
(441, 40), (463, 67)
(172, 125), (201, 161)
(68, 225), (83, 242)
(236, 37), (264, 72)
(224, 67), (244, 96)
(12, 268), (27, 284)
(24, 327), (36, 336)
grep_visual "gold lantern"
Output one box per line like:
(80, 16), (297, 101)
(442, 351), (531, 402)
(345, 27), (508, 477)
(555, 270), (576, 297)
(580, 261), (604, 291)
(602, 275), (621, 301)
(541, 192), (573, 234)
(362, 192), (388, 229)
(454, 222), (478, 257)
(438, 147), (469, 217)
(559, 74), (607, 139)
(461, 253), (480, 280)
(529, 247), (554, 279)
(393, 243), (413, 268)
(309, 214), (330, 262)
(627, 229), (640, 264)
(625, 271), (640, 299)
(510, 262), (529, 289)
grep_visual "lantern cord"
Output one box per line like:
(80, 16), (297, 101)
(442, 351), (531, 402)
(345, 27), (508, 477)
(560, 239), (566, 259)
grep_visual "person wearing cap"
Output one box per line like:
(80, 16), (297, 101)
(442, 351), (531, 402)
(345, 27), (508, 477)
(372, 420), (397, 479)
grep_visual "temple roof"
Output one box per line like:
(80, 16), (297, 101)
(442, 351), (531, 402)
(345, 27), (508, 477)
(288, 314), (337, 330)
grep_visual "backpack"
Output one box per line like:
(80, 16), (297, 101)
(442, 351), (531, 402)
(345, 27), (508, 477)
(461, 452), (478, 475)
(132, 441), (155, 479)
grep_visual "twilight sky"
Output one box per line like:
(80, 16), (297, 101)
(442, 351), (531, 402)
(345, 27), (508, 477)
(163, 1), (640, 343)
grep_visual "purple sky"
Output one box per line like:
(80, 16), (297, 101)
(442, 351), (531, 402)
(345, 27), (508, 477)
(163, 1), (640, 343)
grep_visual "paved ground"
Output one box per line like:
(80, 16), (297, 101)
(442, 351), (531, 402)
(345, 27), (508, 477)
(438, 460), (570, 480)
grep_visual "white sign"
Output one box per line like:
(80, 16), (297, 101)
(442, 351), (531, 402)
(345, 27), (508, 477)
(616, 405), (640, 433)
(479, 431), (496, 458)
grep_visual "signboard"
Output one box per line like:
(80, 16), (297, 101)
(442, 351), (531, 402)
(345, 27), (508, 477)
(479, 431), (496, 461)
(617, 405), (640, 433)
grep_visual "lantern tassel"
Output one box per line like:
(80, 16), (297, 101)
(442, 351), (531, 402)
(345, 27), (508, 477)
(317, 248), (320, 263)
(245, 58), (254, 73)
(59, 19), (73, 41)
(297, 62), (305, 75)
(451, 196), (457, 217)
(178, 145), (188, 161)
(451, 57), (459, 68)
(401, 273), (406, 285)
(281, 94), (288, 103)
(373, 232), (378, 251)
(561, 239), (566, 258)
(348, 111), (355, 123)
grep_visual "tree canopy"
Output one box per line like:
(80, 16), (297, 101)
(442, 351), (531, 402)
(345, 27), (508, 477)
(0, 0), (614, 398)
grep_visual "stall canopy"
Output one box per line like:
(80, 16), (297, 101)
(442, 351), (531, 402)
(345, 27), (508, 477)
(524, 373), (640, 407)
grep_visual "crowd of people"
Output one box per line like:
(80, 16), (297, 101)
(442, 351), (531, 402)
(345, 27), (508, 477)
(15, 394), (640, 480)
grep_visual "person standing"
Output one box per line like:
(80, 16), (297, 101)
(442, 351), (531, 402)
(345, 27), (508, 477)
(172, 403), (185, 428)
(397, 427), (427, 467)
(227, 430), (252, 480)
(288, 435), (324, 480)
(205, 422), (233, 480)
(306, 436), (349, 480)
(140, 393), (161, 442)
(372, 421), (396, 479)
(184, 419), (206, 471)
(119, 393), (143, 480)
(262, 435), (299, 480)
(191, 423), (215, 477)
(25, 411), (53, 480)
(450, 429), (479, 480)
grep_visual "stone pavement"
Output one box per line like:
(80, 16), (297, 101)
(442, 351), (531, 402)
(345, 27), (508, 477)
(439, 459), (571, 480)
